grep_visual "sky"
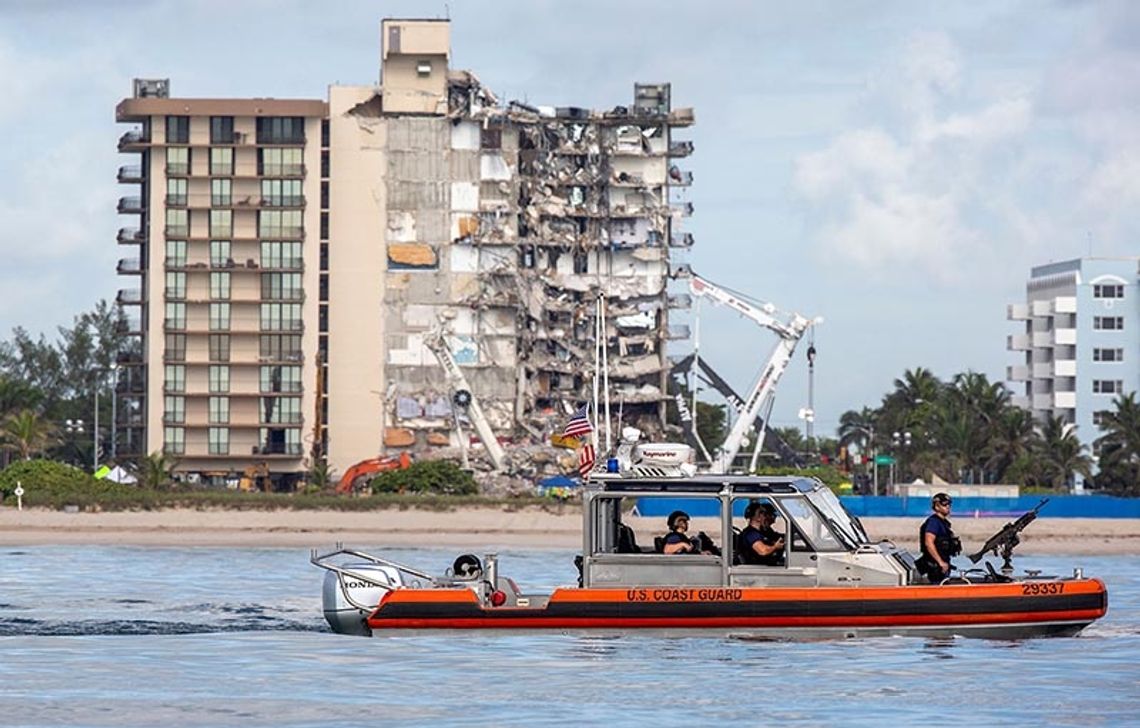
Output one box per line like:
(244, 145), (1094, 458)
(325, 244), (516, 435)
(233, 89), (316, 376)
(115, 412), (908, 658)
(0, 0), (1137, 439)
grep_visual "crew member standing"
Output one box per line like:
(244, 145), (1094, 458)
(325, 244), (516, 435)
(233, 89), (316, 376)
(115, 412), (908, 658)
(916, 492), (961, 583)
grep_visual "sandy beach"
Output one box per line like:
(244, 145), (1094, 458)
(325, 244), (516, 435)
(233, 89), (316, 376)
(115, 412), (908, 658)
(1, 506), (1138, 554)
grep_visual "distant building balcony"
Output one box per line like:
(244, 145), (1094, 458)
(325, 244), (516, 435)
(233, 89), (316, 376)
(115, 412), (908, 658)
(165, 225), (190, 237)
(257, 227), (306, 240)
(1031, 331), (1053, 348)
(1007, 333), (1031, 351)
(1031, 299), (1054, 317)
(1007, 303), (1030, 321)
(669, 232), (694, 248)
(1032, 393), (1054, 410)
(118, 130), (150, 150)
(667, 293), (692, 309)
(1055, 359), (1077, 377)
(1007, 364), (1030, 382)
(1055, 328), (1077, 345)
(115, 317), (143, 335)
(1010, 394), (1031, 409)
(1054, 391), (1077, 409)
(259, 164), (306, 177)
(1032, 362), (1053, 379)
(667, 166), (692, 186)
(117, 165), (144, 183)
(118, 227), (146, 244)
(666, 324), (691, 340)
(671, 202), (694, 217)
(116, 258), (143, 275)
(117, 196), (145, 214)
(1054, 296), (1077, 314)
(667, 140), (694, 157)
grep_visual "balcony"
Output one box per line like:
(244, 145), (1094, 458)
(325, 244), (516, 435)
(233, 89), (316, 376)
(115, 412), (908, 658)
(165, 225), (190, 237)
(259, 164), (306, 178)
(118, 227), (146, 244)
(1032, 393), (1054, 410)
(667, 140), (694, 157)
(1055, 359), (1077, 377)
(1054, 391), (1077, 409)
(165, 194), (189, 207)
(669, 232), (694, 248)
(1031, 331), (1053, 348)
(667, 293), (693, 309)
(115, 350), (144, 366)
(1007, 364), (1030, 382)
(1054, 296), (1077, 314)
(115, 318), (143, 335)
(671, 202), (694, 217)
(1031, 300), (1053, 317)
(257, 227), (306, 240)
(164, 319), (187, 332)
(117, 196), (145, 214)
(1055, 328), (1077, 345)
(1011, 394), (1030, 409)
(1007, 303), (1030, 321)
(251, 443), (303, 457)
(1007, 333), (1031, 351)
(118, 130), (150, 150)
(667, 324), (691, 340)
(1032, 362), (1053, 379)
(116, 287), (143, 305)
(260, 196), (306, 208)
(117, 257), (143, 275)
(117, 165), (144, 183)
(165, 163), (190, 176)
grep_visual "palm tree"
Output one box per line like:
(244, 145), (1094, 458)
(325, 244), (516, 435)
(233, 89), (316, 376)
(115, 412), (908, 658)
(0, 409), (59, 460)
(132, 451), (179, 490)
(984, 407), (1039, 482)
(1038, 416), (1093, 492)
(1094, 392), (1140, 493)
(837, 407), (878, 452)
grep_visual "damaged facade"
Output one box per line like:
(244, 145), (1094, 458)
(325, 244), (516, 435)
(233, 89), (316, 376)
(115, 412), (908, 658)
(114, 18), (694, 485)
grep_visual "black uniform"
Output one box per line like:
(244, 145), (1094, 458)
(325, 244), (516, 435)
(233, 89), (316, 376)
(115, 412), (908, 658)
(916, 514), (961, 583)
(739, 524), (784, 566)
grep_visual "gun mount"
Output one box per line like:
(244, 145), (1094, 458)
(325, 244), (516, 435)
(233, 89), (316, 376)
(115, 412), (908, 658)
(969, 499), (1049, 577)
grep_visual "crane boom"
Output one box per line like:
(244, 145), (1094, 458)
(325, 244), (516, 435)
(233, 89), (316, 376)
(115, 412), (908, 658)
(423, 328), (507, 472)
(687, 274), (815, 473)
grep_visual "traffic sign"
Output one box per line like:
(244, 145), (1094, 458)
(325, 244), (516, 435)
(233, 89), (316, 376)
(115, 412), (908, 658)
(874, 455), (896, 465)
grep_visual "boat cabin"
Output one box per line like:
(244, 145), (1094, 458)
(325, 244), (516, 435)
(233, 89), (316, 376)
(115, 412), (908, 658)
(581, 474), (916, 588)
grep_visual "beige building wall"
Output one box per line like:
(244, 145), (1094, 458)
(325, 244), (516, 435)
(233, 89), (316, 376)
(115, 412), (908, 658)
(380, 18), (449, 115)
(325, 86), (388, 476)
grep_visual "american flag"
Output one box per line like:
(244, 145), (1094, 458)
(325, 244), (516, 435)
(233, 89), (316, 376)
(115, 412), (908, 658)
(578, 443), (596, 479)
(562, 403), (593, 439)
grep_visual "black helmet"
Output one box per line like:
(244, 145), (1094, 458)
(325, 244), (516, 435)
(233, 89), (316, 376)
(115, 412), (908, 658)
(667, 510), (690, 529)
(932, 492), (952, 507)
(745, 501), (776, 520)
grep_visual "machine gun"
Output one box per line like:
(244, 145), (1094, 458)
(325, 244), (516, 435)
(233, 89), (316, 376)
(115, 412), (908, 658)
(968, 499), (1049, 577)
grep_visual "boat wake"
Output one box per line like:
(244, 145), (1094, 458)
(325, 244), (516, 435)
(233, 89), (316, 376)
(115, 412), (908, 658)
(0, 602), (326, 636)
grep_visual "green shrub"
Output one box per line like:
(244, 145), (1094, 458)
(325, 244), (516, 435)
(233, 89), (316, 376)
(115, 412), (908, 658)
(369, 460), (478, 496)
(0, 459), (137, 508)
(752, 464), (848, 490)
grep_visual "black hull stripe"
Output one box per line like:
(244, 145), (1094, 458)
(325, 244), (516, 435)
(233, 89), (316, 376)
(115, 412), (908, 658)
(374, 593), (1104, 622)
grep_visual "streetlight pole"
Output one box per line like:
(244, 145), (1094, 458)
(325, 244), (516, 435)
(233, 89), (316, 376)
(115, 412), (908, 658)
(93, 386), (99, 470)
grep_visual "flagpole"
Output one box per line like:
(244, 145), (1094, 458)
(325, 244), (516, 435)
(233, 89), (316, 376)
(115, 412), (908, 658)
(592, 293), (601, 453)
(601, 294), (611, 452)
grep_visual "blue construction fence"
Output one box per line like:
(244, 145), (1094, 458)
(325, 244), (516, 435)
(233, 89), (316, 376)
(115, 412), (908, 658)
(635, 495), (1140, 519)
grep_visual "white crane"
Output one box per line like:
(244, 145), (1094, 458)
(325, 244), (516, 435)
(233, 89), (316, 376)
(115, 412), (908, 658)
(687, 274), (819, 474)
(423, 326), (507, 472)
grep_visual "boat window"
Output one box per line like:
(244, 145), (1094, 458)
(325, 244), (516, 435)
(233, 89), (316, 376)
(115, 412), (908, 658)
(732, 497), (788, 566)
(777, 497), (845, 552)
(805, 488), (867, 545)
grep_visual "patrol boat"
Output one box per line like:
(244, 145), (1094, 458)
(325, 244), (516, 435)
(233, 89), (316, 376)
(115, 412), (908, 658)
(311, 446), (1107, 639)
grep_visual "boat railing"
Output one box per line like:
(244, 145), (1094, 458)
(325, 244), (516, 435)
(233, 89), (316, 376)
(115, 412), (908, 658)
(310, 544), (439, 610)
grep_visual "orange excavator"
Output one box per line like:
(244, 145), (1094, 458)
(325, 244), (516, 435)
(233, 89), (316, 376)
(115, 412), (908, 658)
(336, 452), (413, 494)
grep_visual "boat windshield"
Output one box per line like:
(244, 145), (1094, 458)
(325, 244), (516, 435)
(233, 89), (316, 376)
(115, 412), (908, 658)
(777, 497), (847, 552)
(805, 488), (868, 546)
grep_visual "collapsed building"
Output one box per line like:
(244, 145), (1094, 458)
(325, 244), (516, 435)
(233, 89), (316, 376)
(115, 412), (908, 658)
(114, 18), (694, 486)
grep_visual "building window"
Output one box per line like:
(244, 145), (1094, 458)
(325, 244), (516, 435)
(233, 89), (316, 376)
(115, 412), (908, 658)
(573, 250), (589, 274)
(209, 365), (230, 394)
(260, 334), (302, 362)
(260, 365), (302, 393)
(262, 396), (302, 424)
(209, 302), (231, 331)
(1093, 348), (1124, 362)
(208, 396), (230, 424)
(1093, 380), (1123, 394)
(163, 395), (185, 424)
(1093, 284), (1125, 299)
(258, 147), (303, 176)
(165, 271), (186, 299)
(164, 364), (185, 393)
(259, 427), (301, 455)
(258, 210), (302, 238)
(211, 178), (232, 207)
(1093, 316), (1124, 331)
(321, 150), (329, 177)
(165, 208), (189, 237)
(321, 119), (329, 147)
(320, 242), (328, 271)
(319, 304), (328, 333)
(210, 147), (234, 176)
(260, 303), (302, 331)
(320, 212), (329, 239)
(163, 426), (185, 455)
(261, 179), (302, 207)
(210, 116), (235, 144)
(1093, 410), (1111, 427)
(256, 117), (304, 144)
(209, 334), (230, 362)
(261, 272), (303, 300)
(481, 128), (502, 149)
(164, 302), (186, 330)
(166, 146), (189, 175)
(210, 272), (231, 300)
(166, 116), (189, 144)
(165, 239), (187, 268)
(319, 273), (328, 301)
(208, 427), (230, 455)
(210, 209), (232, 237)
(416, 60), (432, 77)
(320, 180), (329, 209)
(210, 240), (232, 268)
(166, 178), (188, 206)
(165, 333), (186, 362)
(260, 241), (302, 269)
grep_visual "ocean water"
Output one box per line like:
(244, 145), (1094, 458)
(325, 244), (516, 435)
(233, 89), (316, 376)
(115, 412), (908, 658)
(0, 546), (1137, 727)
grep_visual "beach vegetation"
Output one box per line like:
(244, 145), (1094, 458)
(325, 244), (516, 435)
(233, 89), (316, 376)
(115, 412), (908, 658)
(369, 459), (478, 496)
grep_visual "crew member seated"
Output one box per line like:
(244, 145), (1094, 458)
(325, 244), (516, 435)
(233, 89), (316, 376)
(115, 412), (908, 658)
(738, 501), (785, 566)
(660, 510), (717, 554)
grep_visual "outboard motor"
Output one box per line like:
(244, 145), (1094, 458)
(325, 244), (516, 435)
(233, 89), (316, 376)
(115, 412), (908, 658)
(321, 563), (404, 636)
